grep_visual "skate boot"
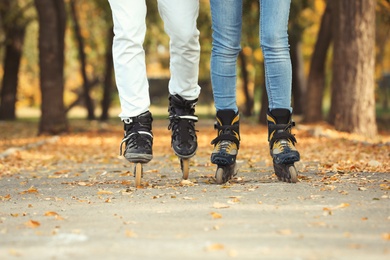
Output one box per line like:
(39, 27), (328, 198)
(119, 111), (153, 187)
(168, 94), (198, 179)
(267, 109), (300, 183)
(211, 110), (240, 184)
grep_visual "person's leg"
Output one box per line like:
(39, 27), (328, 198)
(209, 0), (242, 183)
(260, 0), (292, 112)
(157, 0), (201, 100)
(260, 0), (299, 183)
(158, 0), (200, 170)
(109, 0), (153, 163)
(210, 0), (242, 113)
(108, 0), (150, 119)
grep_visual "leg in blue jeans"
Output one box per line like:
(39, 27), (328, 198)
(210, 0), (292, 112)
(210, 0), (242, 113)
(260, 0), (292, 112)
(210, 0), (299, 184)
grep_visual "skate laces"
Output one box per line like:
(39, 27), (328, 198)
(119, 116), (153, 156)
(168, 115), (198, 144)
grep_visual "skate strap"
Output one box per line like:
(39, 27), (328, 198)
(211, 124), (240, 148)
(169, 115), (198, 122)
(123, 117), (153, 125)
(269, 131), (297, 149)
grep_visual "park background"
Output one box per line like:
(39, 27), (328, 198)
(0, 0), (389, 136)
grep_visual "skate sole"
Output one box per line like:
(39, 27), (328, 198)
(211, 155), (236, 166)
(125, 153), (152, 164)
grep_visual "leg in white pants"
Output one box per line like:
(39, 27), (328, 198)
(108, 0), (201, 119)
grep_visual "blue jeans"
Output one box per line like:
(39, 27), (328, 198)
(210, 0), (292, 113)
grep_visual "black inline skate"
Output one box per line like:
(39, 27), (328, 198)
(267, 109), (300, 183)
(168, 94), (198, 179)
(211, 110), (240, 184)
(119, 111), (153, 187)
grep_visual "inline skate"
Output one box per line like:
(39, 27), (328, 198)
(168, 94), (198, 179)
(119, 111), (153, 187)
(211, 110), (240, 184)
(267, 109), (300, 183)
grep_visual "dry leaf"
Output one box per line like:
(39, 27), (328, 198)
(180, 180), (194, 186)
(97, 190), (113, 195)
(210, 212), (222, 219)
(381, 233), (390, 241)
(0, 194), (11, 201)
(213, 202), (229, 209)
(19, 186), (38, 194)
(44, 211), (64, 220)
(205, 243), (224, 251)
(277, 229), (292, 235)
(125, 230), (138, 238)
(25, 220), (40, 228)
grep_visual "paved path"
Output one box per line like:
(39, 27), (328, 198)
(1, 121), (389, 259)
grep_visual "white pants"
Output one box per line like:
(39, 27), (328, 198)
(108, 0), (201, 118)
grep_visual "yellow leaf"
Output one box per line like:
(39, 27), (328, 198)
(382, 233), (390, 241)
(210, 212), (222, 219)
(277, 229), (292, 235)
(97, 190), (113, 195)
(213, 202), (229, 209)
(44, 211), (59, 216)
(125, 230), (138, 238)
(205, 243), (224, 251)
(25, 220), (40, 228)
(20, 186), (38, 194)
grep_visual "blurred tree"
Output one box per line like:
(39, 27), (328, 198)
(34, 0), (68, 134)
(329, 0), (377, 137)
(0, 0), (33, 120)
(303, 1), (332, 122)
(288, 0), (313, 115)
(68, 0), (95, 120)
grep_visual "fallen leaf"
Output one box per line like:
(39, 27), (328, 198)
(205, 243), (224, 251)
(381, 233), (390, 241)
(0, 194), (11, 201)
(277, 229), (292, 235)
(180, 180), (194, 186)
(97, 190), (113, 195)
(125, 230), (138, 238)
(25, 220), (40, 228)
(213, 202), (229, 209)
(210, 212), (222, 219)
(19, 186), (38, 194)
(44, 211), (64, 220)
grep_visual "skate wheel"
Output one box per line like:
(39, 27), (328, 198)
(215, 167), (224, 184)
(288, 165), (298, 183)
(180, 159), (190, 180)
(134, 163), (142, 187)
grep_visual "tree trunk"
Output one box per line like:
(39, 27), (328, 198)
(329, 0), (377, 137)
(0, 24), (25, 120)
(69, 0), (95, 120)
(35, 0), (68, 135)
(100, 26), (114, 121)
(290, 39), (306, 115)
(259, 83), (269, 125)
(304, 2), (332, 122)
(239, 50), (253, 116)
